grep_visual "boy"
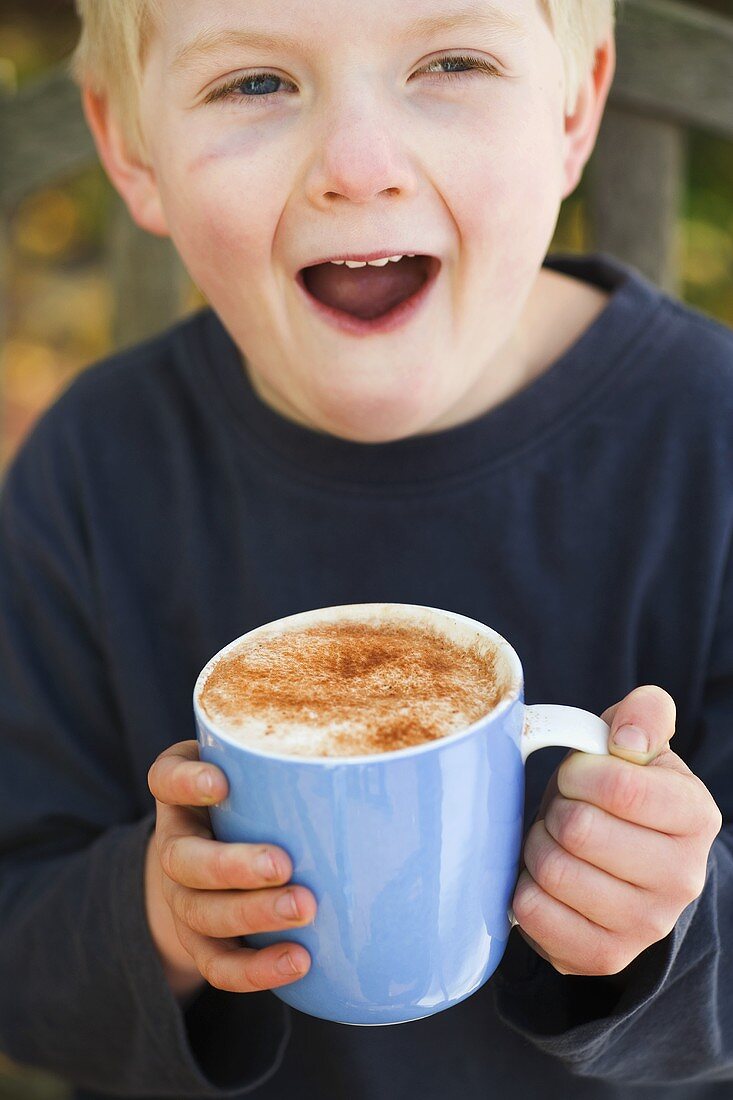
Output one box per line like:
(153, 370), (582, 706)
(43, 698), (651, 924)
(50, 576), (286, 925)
(0, 0), (730, 1096)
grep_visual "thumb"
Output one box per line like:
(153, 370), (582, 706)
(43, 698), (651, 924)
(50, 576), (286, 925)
(601, 684), (676, 765)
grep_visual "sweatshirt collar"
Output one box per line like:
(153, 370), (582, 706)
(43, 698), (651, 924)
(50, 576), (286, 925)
(199, 251), (663, 488)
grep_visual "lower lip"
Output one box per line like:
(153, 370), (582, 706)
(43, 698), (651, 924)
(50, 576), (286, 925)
(294, 258), (442, 337)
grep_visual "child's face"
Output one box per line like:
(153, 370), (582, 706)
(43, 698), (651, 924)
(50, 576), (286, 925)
(93, 0), (614, 442)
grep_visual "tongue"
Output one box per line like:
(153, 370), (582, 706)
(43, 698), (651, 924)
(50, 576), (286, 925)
(302, 257), (428, 320)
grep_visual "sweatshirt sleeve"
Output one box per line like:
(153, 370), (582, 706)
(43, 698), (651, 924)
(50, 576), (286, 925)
(0, 402), (291, 1097)
(491, 542), (733, 1086)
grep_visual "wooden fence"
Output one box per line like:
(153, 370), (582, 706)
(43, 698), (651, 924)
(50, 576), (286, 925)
(1, 0), (733, 360)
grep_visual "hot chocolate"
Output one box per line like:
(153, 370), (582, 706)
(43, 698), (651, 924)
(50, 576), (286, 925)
(197, 615), (507, 758)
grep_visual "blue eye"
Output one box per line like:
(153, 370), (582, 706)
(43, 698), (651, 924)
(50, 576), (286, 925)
(422, 55), (500, 81)
(203, 54), (500, 107)
(205, 72), (290, 105)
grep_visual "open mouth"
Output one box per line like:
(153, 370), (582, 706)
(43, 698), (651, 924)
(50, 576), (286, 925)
(296, 255), (441, 328)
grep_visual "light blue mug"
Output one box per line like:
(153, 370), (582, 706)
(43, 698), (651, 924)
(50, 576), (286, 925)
(193, 603), (610, 1026)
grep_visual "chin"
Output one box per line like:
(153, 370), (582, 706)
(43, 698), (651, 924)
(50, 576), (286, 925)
(314, 391), (444, 444)
(312, 361), (447, 442)
(305, 369), (435, 437)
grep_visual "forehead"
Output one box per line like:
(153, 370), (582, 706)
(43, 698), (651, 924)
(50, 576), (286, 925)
(161, 0), (540, 68)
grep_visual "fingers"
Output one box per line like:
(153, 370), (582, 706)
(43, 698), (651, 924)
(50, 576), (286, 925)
(541, 796), (682, 891)
(168, 882), (318, 939)
(522, 818), (669, 934)
(158, 830), (294, 891)
(148, 740), (228, 807)
(512, 869), (625, 977)
(149, 744), (295, 890)
(533, 750), (573, 823)
(151, 752), (295, 892)
(601, 684), (676, 763)
(557, 751), (708, 835)
(173, 917), (312, 994)
(148, 741), (316, 995)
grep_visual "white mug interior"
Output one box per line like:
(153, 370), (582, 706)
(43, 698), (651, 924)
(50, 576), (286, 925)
(193, 602), (523, 764)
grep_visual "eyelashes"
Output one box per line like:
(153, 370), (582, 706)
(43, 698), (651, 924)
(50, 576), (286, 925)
(203, 54), (501, 107)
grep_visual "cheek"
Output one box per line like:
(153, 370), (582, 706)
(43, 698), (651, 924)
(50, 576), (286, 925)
(476, 117), (561, 237)
(152, 132), (284, 295)
(441, 105), (563, 309)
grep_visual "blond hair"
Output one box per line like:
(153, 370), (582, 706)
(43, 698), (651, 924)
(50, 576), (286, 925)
(68, 0), (617, 165)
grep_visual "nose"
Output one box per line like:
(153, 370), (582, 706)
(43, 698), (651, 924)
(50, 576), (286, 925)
(304, 101), (420, 207)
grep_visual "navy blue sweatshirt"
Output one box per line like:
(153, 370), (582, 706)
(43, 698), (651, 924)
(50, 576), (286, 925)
(1, 251), (733, 1099)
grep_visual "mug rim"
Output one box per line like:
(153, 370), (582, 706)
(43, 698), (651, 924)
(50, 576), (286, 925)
(193, 602), (523, 766)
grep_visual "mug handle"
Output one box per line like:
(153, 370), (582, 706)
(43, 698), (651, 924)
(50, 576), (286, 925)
(521, 703), (610, 765)
(507, 703), (611, 928)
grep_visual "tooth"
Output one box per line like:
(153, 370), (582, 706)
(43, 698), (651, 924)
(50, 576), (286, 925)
(367, 258), (391, 267)
(329, 260), (346, 265)
(387, 255), (404, 263)
(344, 260), (367, 268)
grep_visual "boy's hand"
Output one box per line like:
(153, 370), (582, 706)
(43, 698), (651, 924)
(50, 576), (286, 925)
(513, 685), (723, 977)
(146, 740), (316, 997)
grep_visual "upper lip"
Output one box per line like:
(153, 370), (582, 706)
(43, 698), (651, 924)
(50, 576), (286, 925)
(299, 249), (436, 270)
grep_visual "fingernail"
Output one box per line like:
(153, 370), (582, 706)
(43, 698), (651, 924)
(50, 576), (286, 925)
(276, 951), (303, 976)
(196, 770), (214, 796)
(612, 724), (649, 753)
(255, 850), (279, 880)
(275, 891), (299, 919)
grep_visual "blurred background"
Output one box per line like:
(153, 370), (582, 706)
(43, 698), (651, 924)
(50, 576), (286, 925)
(0, 0), (732, 1096)
(0, 0), (207, 481)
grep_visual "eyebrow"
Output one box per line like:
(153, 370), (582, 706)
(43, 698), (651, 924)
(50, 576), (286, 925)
(171, 4), (527, 73)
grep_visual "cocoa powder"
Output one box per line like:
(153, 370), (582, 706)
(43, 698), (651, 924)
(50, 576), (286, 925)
(198, 617), (507, 758)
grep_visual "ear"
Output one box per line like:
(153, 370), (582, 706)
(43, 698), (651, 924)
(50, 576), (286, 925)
(81, 87), (170, 238)
(561, 32), (617, 201)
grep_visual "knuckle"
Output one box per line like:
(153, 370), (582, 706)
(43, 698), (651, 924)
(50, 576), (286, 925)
(235, 895), (260, 936)
(556, 755), (573, 792)
(593, 937), (628, 976)
(674, 839), (709, 902)
(711, 807), (724, 840)
(158, 836), (181, 880)
(638, 900), (675, 941)
(210, 843), (235, 889)
(171, 914), (196, 956)
(534, 842), (572, 896)
(160, 873), (177, 908)
(556, 800), (595, 853)
(679, 867), (707, 905)
(243, 954), (274, 992)
(606, 766), (646, 818)
(148, 747), (184, 794)
(177, 888), (203, 931)
(701, 799), (724, 841)
(147, 755), (168, 796)
(513, 876), (542, 922)
(683, 783), (715, 835)
(553, 959), (581, 977)
(146, 761), (158, 795)
(199, 954), (227, 990)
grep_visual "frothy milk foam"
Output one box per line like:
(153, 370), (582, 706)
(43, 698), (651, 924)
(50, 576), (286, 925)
(196, 607), (511, 758)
